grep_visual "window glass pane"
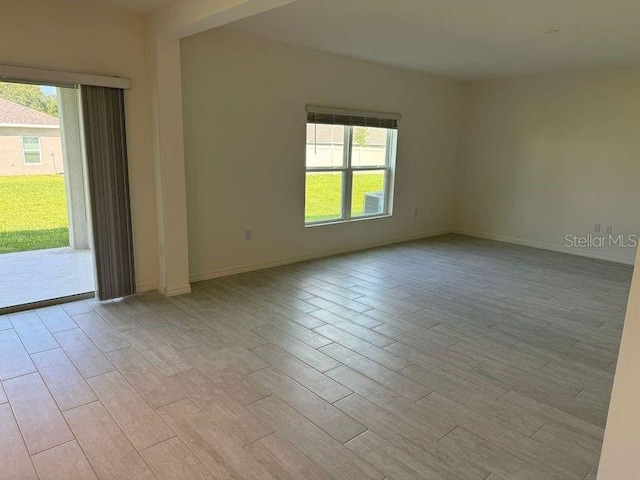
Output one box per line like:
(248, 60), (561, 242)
(351, 170), (386, 217)
(24, 152), (41, 164)
(351, 127), (388, 167)
(305, 171), (343, 223)
(23, 136), (40, 150)
(306, 123), (345, 168)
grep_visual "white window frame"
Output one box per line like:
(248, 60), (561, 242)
(305, 124), (398, 227)
(22, 136), (42, 165)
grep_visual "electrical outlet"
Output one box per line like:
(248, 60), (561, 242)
(244, 229), (252, 241)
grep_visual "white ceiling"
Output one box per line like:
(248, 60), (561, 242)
(227, 0), (640, 80)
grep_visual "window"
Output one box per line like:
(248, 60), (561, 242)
(22, 136), (42, 164)
(305, 107), (398, 225)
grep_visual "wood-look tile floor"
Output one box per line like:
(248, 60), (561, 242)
(0, 234), (631, 480)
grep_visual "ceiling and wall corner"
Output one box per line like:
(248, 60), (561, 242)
(225, 0), (640, 80)
(77, 0), (640, 81)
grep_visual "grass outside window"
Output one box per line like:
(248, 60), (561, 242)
(0, 175), (69, 254)
(305, 172), (386, 224)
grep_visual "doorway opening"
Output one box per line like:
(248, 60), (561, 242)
(0, 81), (94, 311)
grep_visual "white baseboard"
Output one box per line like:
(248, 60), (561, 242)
(158, 284), (192, 297)
(452, 228), (636, 265)
(190, 228), (450, 283)
(144, 227), (634, 297)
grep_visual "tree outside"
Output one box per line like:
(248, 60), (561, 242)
(354, 126), (369, 148)
(0, 82), (59, 117)
(353, 126), (369, 163)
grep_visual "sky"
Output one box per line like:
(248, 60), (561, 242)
(40, 85), (56, 96)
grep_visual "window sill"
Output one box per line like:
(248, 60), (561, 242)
(305, 214), (392, 228)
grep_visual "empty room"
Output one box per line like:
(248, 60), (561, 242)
(1, 1), (640, 479)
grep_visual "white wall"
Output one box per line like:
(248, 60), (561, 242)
(454, 69), (640, 264)
(599, 248), (640, 479)
(148, 1), (301, 296)
(0, 0), (159, 290)
(181, 28), (462, 280)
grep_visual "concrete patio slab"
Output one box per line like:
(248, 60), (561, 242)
(0, 248), (94, 309)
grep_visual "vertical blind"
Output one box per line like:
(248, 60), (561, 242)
(81, 85), (136, 300)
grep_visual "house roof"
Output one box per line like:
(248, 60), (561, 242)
(0, 97), (59, 126)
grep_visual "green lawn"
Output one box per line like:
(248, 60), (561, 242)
(0, 175), (69, 254)
(305, 172), (385, 223)
(0, 173), (382, 253)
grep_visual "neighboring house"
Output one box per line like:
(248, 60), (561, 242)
(306, 123), (389, 167)
(0, 97), (63, 175)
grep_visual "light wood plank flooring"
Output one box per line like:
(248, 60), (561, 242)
(0, 235), (631, 480)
